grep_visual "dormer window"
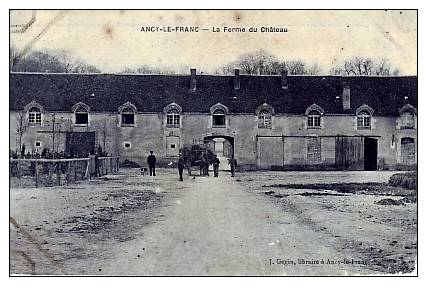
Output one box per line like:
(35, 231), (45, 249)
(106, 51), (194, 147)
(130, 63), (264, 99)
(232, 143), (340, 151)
(400, 111), (415, 129)
(28, 107), (42, 124)
(24, 100), (44, 125)
(75, 107), (89, 125)
(212, 109), (226, 127)
(305, 104), (324, 129)
(121, 108), (135, 125)
(307, 111), (321, 128)
(71, 102), (90, 126)
(356, 105), (374, 130)
(118, 102), (137, 127)
(164, 103), (182, 128)
(258, 109), (272, 128)
(210, 103), (229, 128)
(357, 110), (371, 129)
(166, 109), (180, 127)
(256, 103), (275, 129)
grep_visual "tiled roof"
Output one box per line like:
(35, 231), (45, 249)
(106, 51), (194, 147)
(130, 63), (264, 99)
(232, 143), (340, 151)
(9, 72), (417, 115)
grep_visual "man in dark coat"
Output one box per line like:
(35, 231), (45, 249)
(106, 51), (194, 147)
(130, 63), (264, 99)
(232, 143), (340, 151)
(229, 156), (237, 177)
(178, 156), (185, 181)
(147, 151), (156, 176)
(213, 155), (220, 177)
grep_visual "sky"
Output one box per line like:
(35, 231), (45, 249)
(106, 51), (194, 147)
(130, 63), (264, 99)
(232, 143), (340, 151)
(10, 10), (417, 74)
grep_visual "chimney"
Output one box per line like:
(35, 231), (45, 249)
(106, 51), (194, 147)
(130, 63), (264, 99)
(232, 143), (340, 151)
(281, 69), (288, 90)
(342, 82), (351, 110)
(234, 69), (240, 90)
(190, 68), (196, 92)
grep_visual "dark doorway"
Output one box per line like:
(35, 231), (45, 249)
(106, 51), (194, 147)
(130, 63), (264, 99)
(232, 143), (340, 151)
(364, 137), (378, 171)
(66, 131), (95, 157)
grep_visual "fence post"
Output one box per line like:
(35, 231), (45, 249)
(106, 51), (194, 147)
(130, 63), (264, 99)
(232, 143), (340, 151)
(66, 161), (71, 183)
(56, 163), (61, 186)
(80, 161), (84, 180)
(34, 162), (39, 188)
(74, 161), (77, 182)
(86, 159), (90, 179)
(17, 161), (21, 179)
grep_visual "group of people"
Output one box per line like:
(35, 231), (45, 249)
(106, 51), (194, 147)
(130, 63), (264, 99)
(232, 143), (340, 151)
(146, 151), (238, 181)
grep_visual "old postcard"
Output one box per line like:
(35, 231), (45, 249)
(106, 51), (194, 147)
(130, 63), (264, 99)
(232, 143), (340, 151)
(9, 9), (417, 276)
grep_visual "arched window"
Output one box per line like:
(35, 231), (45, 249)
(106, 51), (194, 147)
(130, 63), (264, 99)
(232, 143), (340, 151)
(258, 109), (272, 128)
(166, 108), (180, 127)
(75, 107), (89, 125)
(401, 111), (415, 129)
(212, 109), (226, 127)
(28, 107), (42, 124)
(121, 107), (135, 125)
(357, 110), (371, 129)
(307, 110), (321, 128)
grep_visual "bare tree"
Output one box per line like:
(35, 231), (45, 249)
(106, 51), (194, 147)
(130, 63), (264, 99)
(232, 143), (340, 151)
(11, 47), (101, 73)
(306, 63), (322, 75)
(10, 44), (20, 70)
(120, 65), (177, 74)
(284, 60), (306, 75)
(16, 111), (27, 154)
(54, 50), (78, 73)
(96, 116), (113, 154)
(219, 50), (314, 75)
(330, 57), (400, 76)
(220, 50), (278, 75)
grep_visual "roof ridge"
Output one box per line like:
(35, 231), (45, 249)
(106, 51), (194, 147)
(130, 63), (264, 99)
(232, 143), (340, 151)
(9, 72), (417, 78)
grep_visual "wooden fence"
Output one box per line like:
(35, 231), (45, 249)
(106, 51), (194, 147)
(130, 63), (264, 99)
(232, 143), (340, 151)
(10, 156), (120, 188)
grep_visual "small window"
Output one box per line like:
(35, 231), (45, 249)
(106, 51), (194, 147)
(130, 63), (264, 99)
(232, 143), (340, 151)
(258, 109), (272, 128)
(307, 111), (321, 128)
(357, 110), (371, 129)
(35, 141), (41, 147)
(166, 109), (180, 127)
(123, 142), (131, 149)
(121, 108), (135, 125)
(170, 144), (176, 149)
(401, 111), (415, 129)
(212, 109), (226, 127)
(75, 107), (89, 125)
(28, 107), (42, 124)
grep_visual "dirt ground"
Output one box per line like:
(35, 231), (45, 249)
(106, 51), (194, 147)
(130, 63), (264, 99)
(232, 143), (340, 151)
(10, 169), (417, 275)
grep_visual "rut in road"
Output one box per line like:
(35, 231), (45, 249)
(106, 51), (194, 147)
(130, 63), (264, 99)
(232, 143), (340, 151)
(97, 173), (369, 275)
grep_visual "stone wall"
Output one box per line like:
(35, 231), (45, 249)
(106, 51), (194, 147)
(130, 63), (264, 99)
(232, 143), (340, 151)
(10, 111), (417, 170)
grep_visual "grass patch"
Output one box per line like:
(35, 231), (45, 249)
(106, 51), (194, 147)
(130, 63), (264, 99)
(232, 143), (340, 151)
(389, 172), (417, 190)
(264, 182), (415, 197)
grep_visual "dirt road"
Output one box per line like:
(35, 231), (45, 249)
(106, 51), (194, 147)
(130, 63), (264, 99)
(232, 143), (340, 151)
(10, 170), (416, 275)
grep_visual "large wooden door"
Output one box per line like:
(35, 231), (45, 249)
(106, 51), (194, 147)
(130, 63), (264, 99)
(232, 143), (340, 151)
(66, 131), (95, 157)
(257, 137), (284, 170)
(335, 136), (364, 170)
(401, 137), (415, 165)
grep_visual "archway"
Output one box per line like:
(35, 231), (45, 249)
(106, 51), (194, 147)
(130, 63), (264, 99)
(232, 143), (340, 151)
(203, 135), (234, 171)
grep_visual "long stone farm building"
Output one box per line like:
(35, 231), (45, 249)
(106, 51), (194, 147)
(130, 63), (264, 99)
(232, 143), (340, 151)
(9, 70), (417, 170)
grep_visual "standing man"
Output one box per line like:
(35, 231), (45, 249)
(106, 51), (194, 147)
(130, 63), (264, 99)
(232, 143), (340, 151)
(213, 155), (220, 177)
(178, 156), (185, 181)
(200, 153), (209, 176)
(147, 151), (157, 176)
(229, 155), (237, 177)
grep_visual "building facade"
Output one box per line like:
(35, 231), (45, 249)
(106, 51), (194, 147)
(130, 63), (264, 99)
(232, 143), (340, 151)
(10, 70), (417, 170)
